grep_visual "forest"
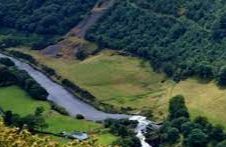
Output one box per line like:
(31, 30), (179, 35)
(0, 0), (97, 35)
(86, 0), (226, 84)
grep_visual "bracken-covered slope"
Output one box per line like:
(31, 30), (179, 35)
(86, 0), (226, 82)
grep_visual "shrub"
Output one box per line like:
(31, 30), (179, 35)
(76, 114), (85, 119)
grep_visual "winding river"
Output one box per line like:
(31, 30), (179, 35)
(0, 53), (159, 146)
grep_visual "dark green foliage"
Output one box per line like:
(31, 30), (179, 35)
(217, 140), (226, 147)
(41, 65), (56, 76)
(62, 79), (95, 101)
(105, 119), (140, 147)
(50, 102), (69, 116)
(218, 66), (226, 86)
(76, 114), (85, 120)
(169, 95), (189, 120)
(104, 119), (138, 136)
(75, 49), (88, 60)
(166, 127), (180, 144)
(210, 125), (225, 143)
(4, 108), (48, 132)
(113, 136), (141, 147)
(0, 58), (15, 66)
(181, 121), (195, 137)
(145, 95), (226, 146)
(0, 62), (48, 100)
(9, 68), (48, 100)
(187, 129), (208, 147)
(9, 50), (37, 64)
(0, 0), (97, 35)
(86, 0), (226, 82)
(0, 65), (15, 86)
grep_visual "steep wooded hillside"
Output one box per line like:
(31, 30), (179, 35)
(0, 0), (97, 35)
(86, 0), (226, 83)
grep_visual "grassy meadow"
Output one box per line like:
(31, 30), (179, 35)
(0, 86), (117, 145)
(13, 47), (226, 128)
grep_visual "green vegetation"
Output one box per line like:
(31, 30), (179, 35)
(0, 0), (97, 35)
(17, 48), (167, 112)
(0, 86), (49, 116)
(16, 48), (226, 128)
(0, 86), (116, 145)
(146, 95), (226, 147)
(86, 0), (226, 85)
(0, 62), (48, 100)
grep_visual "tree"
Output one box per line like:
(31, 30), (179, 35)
(181, 121), (195, 136)
(187, 129), (208, 147)
(169, 95), (189, 120)
(113, 136), (141, 147)
(218, 66), (226, 86)
(35, 107), (45, 116)
(217, 140), (226, 147)
(166, 127), (180, 144)
(210, 125), (225, 142)
(196, 63), (213, 79)
(0, 58), (15, 67)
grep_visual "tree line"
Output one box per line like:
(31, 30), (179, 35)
(0, 0), (97, 35)
(145, 95), (226, 147)
(0, 57), (48, 100)
(86, 0), (226, 86)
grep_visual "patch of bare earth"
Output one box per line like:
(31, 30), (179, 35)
(42, 0), (115, 58)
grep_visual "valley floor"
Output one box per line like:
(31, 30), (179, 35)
(12, 47), (226, 129)
(0, 86), (117, 145)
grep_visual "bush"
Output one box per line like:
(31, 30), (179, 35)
(62, 79), (95, 101)
(50, 102), (69, 116)
(166, 127), (180, 144)
(169, 95), (189, 120)
(9, 51), (37, 64)
(41, 65), (56, 76)
(187, 129), (208, 147)
(76, 114), (85, 119)
(0, 58), (15, 67)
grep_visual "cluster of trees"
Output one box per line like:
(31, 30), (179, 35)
(3, 107), (47, 132)
(145, 95), (226, 147)
(86, 0), (226, 85)
(0, 0), (97, 35)
(104, 119), (141, 147)
(0, 58), (48, 100)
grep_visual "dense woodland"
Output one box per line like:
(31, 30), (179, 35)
(0, 0), (96, 35)
(86, 0), (226, 84)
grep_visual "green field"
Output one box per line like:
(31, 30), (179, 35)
(14, 47), (226, 128)
(16, 48), (168, 111)
(0, 86), (117, 145)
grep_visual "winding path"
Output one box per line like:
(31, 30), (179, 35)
(0, 53), (129, 121)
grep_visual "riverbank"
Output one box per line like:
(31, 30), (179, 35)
(0, 51), (161, 146)
(0, 51), (129, 121)
(2, 49), (130, 115)
(0, 86), (118, 145)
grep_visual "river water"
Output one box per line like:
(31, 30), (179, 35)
(0, 53), (158, 146)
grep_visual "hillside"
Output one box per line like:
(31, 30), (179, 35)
(86, 0), (226, 83)
(0, 0), (97, 35)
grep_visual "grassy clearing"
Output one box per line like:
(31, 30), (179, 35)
(0, 86), (50, 116)
(14, 47), (226, 128)
(0, 86), (117, 145)
(16, 48), (168, 111)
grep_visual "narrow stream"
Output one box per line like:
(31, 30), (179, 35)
(0, 53), (159, 146)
